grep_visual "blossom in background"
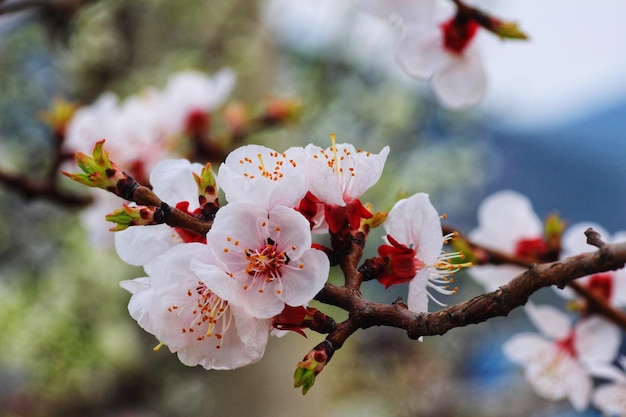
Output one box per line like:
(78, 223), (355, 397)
(65, 70), (235, 246)
(120, 243), (271, 370)
(503, 303), (621, 412)
(376, 193), (464, 313)
(192, 202), (330, 319)
(592, 356), (626, 417)
(115, 159), (210, 266)
(468, 190), (545, 292)
(354, 0), (486, 108)
(555, 222), (626, 308)
(156, 69), (236, 137)
(303, 137), (389, 233)
(65, 69), (236, 183)
(217, 144), (308, 209)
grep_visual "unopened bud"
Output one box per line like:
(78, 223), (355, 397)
(263, 97), (302, 124)
(105, 204), (158, 231)
(294, 341), (333, 395)
(193, 162), (219, 209)
(62, 140), (136, 198)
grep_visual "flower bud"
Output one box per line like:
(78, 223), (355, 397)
(105, 205), (158, 231)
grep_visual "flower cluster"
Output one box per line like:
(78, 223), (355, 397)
(469, 190), (626, 413)
(72, 135), (470, 371)
(64, 70), (235, 245)
(354, 0), (526, 108)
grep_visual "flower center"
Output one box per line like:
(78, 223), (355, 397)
(245, 237), (290, 292)
(238, 151), (297, 182)
(167, 281), (231, 349)
(441, 18), (479, 55)
(555, 330), (577, 358)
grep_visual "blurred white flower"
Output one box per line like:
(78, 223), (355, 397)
(503, 303), (621, 412)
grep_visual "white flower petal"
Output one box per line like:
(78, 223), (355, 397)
(115, 224), (178, 266)
(575, 316), (621, 364)
(384, 193), (443, 265)
(593, 383), (626, 416)
(524, 302), (571, 340)
(468, 264), (525, 293)
(396, 25), (447, 79)
(469, 190), (542, 253)
(218, 145), (308, 208)
(150, 159), (205, 209)
(431, 49), (486, 109)
(279, 249), (329, 308)
(407, 269), (430, 313)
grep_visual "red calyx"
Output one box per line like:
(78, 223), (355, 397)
(377, 235), (420, 288)
(441, 17), (479, 55)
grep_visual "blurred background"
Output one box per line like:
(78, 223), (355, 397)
(1, 0), (625, 416)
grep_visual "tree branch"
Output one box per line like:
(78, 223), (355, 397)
(316, 241), (626, 340)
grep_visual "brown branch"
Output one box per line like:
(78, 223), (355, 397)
(0, 168), (93, 206)
(131, 185), (213, 236)
(442, 224), (626, 329)
(316, 241), (626, 340)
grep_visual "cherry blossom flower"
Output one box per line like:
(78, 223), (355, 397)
(555, 222), (626, 308)
(217, 144), (308, 209)
(592, 356), (626, 417)
(468, 190), (546, 292)
(120, 242), (271, 370)
(192, 202), (330, 319)
(303, 136), (389, 233)
(503, 303), (621, 412)
(65, 69), (235, 183)
(65, 70), (234, 246)
(354, 0), (486, 108)
(377, 193), (466, 313)
(156, 69), (236, 137)
(115, 159), (210, 266)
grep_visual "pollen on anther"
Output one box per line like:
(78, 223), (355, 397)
(299, 264), (305, 270)
(276, 290), (282, 294)
(223, 248), (229, 253)
(261, 221), (267, 227)
(243, 285), (248, 290)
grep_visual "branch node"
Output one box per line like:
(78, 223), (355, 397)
(154, 202), (171, 223)
(585, 227), (607, 249)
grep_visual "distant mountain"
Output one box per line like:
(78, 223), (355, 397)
(484, 100), (626, 233)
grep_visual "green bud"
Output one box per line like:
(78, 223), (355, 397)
(105, 205), (158, 231)
(193, 163), (219, 207)
(62, 140), (129, 192)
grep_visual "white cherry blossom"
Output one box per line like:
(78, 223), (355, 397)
(115, 159), (209, 266)
(192, 202), (330, 319)
(468, 190), (544, 292)
(217, 144), (308, 209)
(379, 193), (464, 313)
(503, 303), (621, 412)
(304, 137), (389, 233)
(354, 0), (486, 108)
(120, 243), (271, 370)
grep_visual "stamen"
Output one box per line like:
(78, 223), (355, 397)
(153, 341), (164, 352)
